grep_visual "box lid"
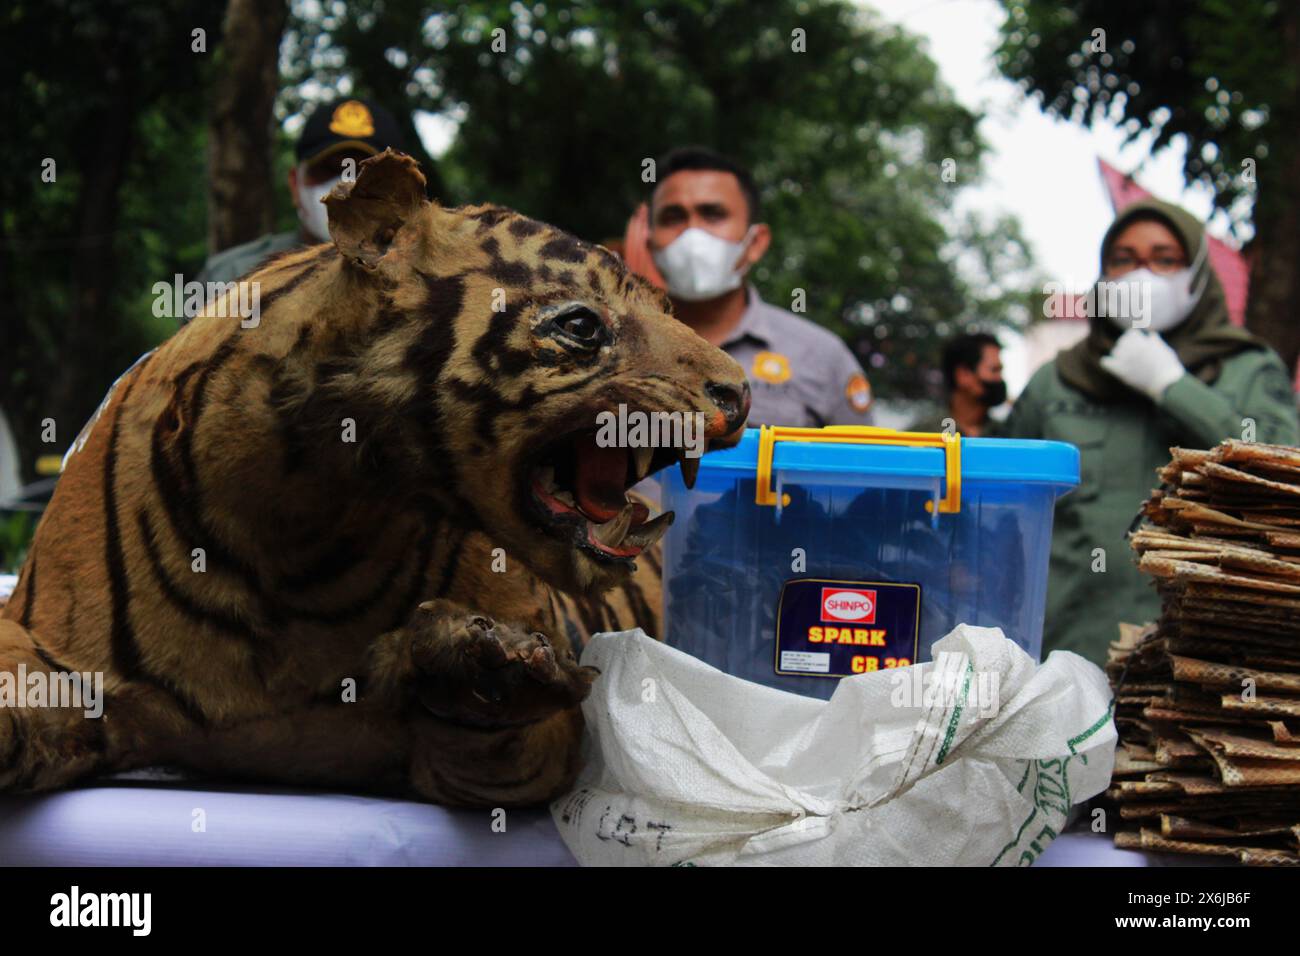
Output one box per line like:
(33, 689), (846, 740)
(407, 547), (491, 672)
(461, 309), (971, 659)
(695, 428), (1079, 489)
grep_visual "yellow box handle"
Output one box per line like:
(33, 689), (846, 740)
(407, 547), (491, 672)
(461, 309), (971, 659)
(755, 424), (962, 514)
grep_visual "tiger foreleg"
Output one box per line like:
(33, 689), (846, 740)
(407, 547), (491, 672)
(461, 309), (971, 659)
(369, 598), (598, 807)
(0, 621), (122, 792)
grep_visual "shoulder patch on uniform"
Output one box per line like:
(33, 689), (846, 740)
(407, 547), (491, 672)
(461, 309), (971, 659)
(846, 373), (872, 413)
(752, 351), (791, 385)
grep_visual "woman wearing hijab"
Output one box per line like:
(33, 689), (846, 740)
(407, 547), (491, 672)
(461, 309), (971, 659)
(1004, 199), (1300, 666)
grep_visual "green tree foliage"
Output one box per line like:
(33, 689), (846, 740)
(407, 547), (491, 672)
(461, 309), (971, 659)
(997, 0), (1276, 225)
(1, 0), (1039, 502)
(0, 512), (36, 571)
(284, 0), (1036, 401)
(1, 0), (223, 482)
(995, 0), (1300, 370)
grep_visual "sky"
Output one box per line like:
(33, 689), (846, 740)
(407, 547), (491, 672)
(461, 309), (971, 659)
(867, 0), (1223, 285)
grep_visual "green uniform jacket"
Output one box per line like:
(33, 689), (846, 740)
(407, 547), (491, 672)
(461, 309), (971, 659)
(1003, 349), (1300, 665)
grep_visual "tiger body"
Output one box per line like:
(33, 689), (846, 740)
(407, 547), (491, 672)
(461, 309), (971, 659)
(0, 151), (749, 806)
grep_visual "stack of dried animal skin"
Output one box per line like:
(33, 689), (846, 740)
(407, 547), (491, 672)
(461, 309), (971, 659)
(1109, 441), (1300, 866)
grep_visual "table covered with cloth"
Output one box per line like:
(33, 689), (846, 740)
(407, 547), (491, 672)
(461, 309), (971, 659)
(0, 774), (1216, 867)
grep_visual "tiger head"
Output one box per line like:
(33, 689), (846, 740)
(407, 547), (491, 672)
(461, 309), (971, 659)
(278, 149), (750, 594)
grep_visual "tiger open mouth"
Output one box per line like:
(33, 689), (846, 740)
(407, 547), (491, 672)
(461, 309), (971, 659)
(528, 430), (701, 565)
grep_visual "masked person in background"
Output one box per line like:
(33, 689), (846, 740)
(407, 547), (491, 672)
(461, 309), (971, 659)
(1004, 198), (1300, 665)
(643, 147), (874, 427)
(193, 98), (408, 294)
(912, 332), (1006, 435)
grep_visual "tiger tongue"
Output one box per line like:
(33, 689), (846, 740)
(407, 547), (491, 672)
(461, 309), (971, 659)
(573, 440), (629, 522)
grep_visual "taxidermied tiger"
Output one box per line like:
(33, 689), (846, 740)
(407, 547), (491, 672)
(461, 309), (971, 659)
(0, 150), (749, 806)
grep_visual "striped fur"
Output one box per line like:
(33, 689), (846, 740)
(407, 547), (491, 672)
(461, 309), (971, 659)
(0, 151), (748, 806)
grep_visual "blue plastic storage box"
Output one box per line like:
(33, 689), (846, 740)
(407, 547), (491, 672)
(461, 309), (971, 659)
(660, 425), (1079, 699)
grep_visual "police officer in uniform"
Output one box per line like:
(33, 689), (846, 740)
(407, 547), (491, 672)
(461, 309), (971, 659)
(646, 147), (874, 428)
(195, 97), (408, 289)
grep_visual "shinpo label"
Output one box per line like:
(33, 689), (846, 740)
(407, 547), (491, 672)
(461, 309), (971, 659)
(821, 588), (877, 623)
(776, 578), (920, 678)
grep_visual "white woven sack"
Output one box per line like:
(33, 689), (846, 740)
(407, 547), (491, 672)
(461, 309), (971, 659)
(552, 625), (1115, 866)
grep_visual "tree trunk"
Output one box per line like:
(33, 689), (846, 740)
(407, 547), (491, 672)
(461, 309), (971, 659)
(1244, 3), (1300, 379)
(50, 79), (135, 463)
(207, 0), (288, 256)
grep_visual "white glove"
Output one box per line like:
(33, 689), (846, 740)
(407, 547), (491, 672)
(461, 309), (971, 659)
(1099, 328), (1185, 402)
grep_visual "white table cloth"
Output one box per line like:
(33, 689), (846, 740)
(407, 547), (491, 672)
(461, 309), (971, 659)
(0, 776), (1215, 867)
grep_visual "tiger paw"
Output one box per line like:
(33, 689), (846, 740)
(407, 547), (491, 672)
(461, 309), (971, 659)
(407, 599), (598, 728)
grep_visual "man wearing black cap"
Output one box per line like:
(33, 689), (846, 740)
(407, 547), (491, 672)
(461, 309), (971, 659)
(195, 97), (408, 287)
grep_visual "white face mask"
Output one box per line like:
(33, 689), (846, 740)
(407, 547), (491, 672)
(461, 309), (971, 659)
(1107, 239), (1209, 332)
(296, 170), (342, 243)
(652, 226), (755, 302)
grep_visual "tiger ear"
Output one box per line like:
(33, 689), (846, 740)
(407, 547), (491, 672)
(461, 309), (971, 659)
(324, 148), (428, 270)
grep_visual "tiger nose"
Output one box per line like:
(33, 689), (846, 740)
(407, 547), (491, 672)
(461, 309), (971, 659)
(706, 380), (751, 434)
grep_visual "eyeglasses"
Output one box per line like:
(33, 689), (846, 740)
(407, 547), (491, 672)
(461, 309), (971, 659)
(1103, 253), (1189, 276)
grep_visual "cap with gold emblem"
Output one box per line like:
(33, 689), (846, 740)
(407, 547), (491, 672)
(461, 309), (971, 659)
(295, 98), (408, 166)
